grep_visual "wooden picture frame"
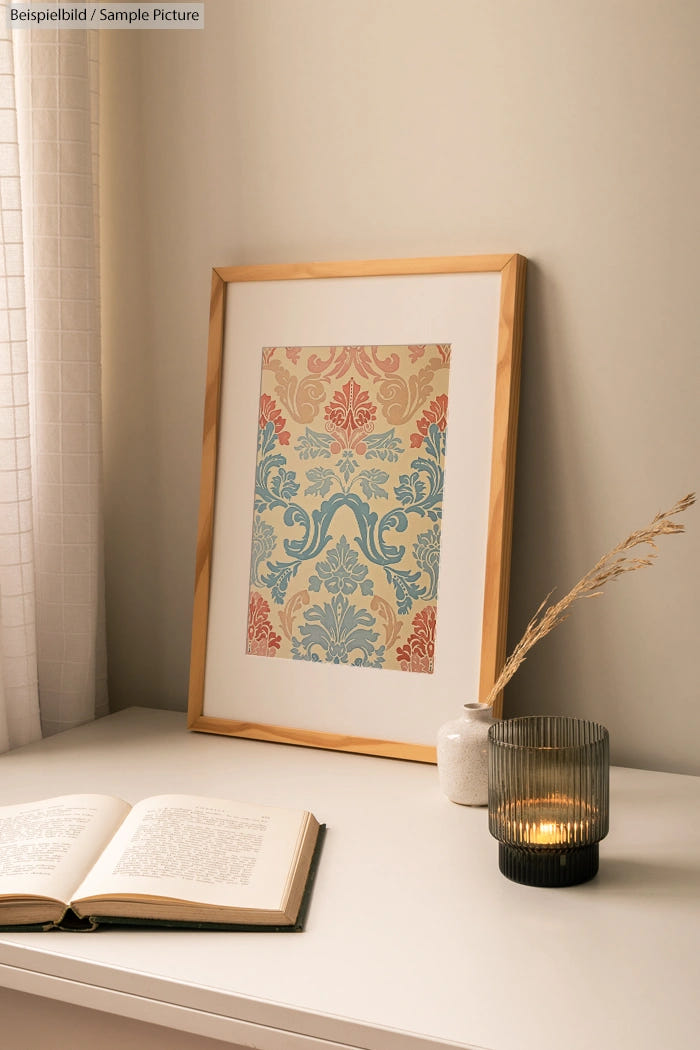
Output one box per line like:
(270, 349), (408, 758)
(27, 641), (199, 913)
(187, 255), (526, 761)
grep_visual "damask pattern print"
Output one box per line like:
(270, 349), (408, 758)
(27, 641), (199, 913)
(247, 345), (451, 673)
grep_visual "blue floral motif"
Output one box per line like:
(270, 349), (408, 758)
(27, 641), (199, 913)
(295, 427), (334, 460)
(261, 558), (302, 605)
(395, 471), (427, 506)
(258, 420), (279, 458)
(308, 536), (374, 597)
(381, 564), (424, 615)
(291, 593), (385, 667)
(364, 428), (404, 462)
(413, 523), (441, 599)
(250, 515), (277, 587)
(304, 467), (335, 497)
(255, 410), (444, 614)
(357, 468), (389, 500)
(297, 427), (404, 463)
(269, 466), (299, 502)
(393, 423), (444, 522)
(336, 451), (359, 483)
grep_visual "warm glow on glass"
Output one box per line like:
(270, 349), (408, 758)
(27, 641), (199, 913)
(488, 716), (610, 887)
(498, 795), (598, 847)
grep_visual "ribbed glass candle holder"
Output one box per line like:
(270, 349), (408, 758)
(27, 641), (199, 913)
(488, 716), (609, 887)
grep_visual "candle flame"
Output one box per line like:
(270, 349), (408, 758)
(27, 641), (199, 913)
(496, 797), (598, 847)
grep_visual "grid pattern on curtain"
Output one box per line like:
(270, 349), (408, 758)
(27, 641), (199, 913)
(0, 13), (41, 751)
(15, 24), (107, 737)
(0, 7), (107, 750)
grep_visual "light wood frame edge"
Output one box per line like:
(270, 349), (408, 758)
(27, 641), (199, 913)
(477, 254), (527, 718)
(187, 268), (226, 728)
(187, 254), (527, 761)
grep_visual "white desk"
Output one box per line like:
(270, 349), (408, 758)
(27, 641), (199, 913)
(0, 707), (698, 1050)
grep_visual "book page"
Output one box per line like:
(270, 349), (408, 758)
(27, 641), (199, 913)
(71, 794), (309, 911)
(0, 794), (131, 905)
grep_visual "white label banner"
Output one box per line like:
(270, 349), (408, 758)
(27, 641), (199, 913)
(8, 4), (205, 29)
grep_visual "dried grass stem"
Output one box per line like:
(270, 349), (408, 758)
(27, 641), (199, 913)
(484, 493), (696, 709)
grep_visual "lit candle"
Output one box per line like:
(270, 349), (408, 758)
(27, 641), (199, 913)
(502, 798), (594, 847)
(488, 716), (610, 887)
(530, 821), (561, 845)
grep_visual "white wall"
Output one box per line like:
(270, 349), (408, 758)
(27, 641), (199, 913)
(101, 1), (700, 774)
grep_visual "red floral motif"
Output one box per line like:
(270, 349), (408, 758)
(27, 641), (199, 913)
(247, 592), (281, 657)
(396, 606), (436, 673)
(259, 393), (290, 445)
(306, 346), (400, 380)
(324, 377), (377, 453)
(410, 394), (448, 448)
(409, 344), (450, 365)
(285, 347), (302, 364)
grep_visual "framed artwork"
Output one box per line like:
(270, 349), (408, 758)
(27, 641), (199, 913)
(187, 255), (526, 761)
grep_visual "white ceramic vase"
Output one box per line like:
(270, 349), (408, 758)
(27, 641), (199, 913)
(437, 702), (495, 806)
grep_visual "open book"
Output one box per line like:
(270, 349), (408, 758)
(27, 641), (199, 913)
(0, 793), (323, 932)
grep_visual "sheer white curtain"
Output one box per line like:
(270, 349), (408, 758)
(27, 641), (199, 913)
(0, 7), (107, 752)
